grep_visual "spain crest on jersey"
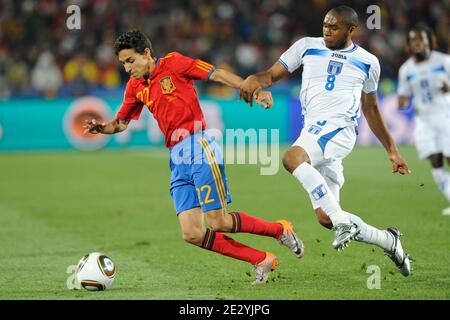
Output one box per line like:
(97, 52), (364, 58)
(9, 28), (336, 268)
(160, 76), (176, 94)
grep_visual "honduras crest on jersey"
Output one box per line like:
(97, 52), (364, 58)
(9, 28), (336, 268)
(278, 37), (380, 124)
(327, 60), (343, 75)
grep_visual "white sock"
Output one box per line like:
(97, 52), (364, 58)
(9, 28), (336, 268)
(292, 163), (350, 225)
(431, 168), (450, 202)
(345, 211), (394, 251)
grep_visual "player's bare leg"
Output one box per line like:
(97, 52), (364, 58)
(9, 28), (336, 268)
(429, 153), (444, 168)
(178, 207), (207, 246)
(205, 208), (304, 258)
(315, 208), (333, 229)
(204, 207), (233, 232)
(429, 153), (450, 215)
(283, 146), (359, 250)
(178, 207), (277, 284)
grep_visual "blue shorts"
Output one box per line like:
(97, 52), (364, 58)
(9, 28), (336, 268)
(169, 132), (232, 215)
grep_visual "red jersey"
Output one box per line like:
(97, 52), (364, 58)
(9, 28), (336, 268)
(117, 52), (215, 148)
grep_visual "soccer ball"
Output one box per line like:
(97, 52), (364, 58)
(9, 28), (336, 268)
(76, 252), (116, 291)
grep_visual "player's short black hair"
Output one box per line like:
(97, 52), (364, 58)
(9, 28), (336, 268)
(407, 24), (435, 48)
(114, 29), (155, 57)
(329, 5), (359, 28)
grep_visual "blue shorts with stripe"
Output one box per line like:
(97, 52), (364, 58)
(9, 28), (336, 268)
(169, 132), (232, 215)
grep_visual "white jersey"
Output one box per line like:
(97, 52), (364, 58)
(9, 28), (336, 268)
(280, 37), (380, 127)
(397, 51), (450, 119)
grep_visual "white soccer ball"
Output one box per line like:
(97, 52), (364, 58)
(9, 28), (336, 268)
(76, 252), (116, 291)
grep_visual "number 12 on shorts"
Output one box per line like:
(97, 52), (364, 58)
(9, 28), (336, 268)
(196, 185), (215, 205)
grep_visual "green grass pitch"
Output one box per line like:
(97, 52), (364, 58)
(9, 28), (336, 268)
(0, 146), (449, 299)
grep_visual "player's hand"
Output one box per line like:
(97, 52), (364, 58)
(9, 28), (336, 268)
(83, 119), (105, 134)
(254, 89), (273, 109)
(440, 82), (449, 93)
(239, 76), (262, 107)
(389, 151), (411, 175)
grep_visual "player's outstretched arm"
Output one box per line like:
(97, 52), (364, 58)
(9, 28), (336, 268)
(361, 92), (410, 175)
(239, 62), (289, 106)
(209, 68), (243, 89)
(209, 68), (272, 108)
(83, 117), (130, 135)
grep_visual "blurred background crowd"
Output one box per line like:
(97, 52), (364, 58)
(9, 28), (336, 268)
(0, 0), (449, 99)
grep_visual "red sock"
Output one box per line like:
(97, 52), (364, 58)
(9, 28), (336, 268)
(202, 229), (266, 265)
(229, 211), (283, 239)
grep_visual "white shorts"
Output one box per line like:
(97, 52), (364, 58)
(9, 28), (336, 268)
(414, 116), (450, 160)
(292, 119), (357, 206)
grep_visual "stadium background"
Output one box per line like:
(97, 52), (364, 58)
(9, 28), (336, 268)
(1, 0), (449, 151)
(1, 0), (450, 300)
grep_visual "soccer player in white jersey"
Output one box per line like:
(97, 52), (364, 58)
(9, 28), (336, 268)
(240, 6), (412, 276)
(398, 25), (450, 216)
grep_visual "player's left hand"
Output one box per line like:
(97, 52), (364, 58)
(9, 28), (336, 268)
(389, 151), (411, 175)
(440, 81), (449, 93)
(254, 89), (273, 109)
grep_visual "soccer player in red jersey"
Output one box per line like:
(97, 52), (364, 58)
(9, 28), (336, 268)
(84, 30), (304, 284)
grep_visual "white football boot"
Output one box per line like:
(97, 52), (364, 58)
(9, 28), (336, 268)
(384, 227), (412, 277)
(332, 223), (360, 251)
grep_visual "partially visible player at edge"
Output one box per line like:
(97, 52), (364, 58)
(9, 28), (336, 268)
(84, 29), (304, 284)
(240, 6), (412, 276)
(398, 24), (450, 216)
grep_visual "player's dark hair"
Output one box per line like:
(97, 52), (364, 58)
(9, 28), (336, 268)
(329, 5), (359, 28)
(114, 29), (155, 57)
(407, 24), (435, 48)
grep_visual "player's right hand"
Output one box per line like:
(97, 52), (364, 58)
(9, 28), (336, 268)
(83, 119), (104, 134)
(239, 76), (262, 107)
(389, 151), (411, 175)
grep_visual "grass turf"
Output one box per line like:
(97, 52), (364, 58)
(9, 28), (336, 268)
(0, 146), (449, 299)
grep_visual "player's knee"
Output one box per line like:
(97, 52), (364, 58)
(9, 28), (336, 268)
(282, 151), (298, 173)
(207, 216), (232, 232)
(182, 230), (204, 246)
(282, 147), (309, 173)
(204, 209), (229, 231)
(207, 219), (225, 231)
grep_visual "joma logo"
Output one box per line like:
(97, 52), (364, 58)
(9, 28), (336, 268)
(331, 53), (347, 60)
